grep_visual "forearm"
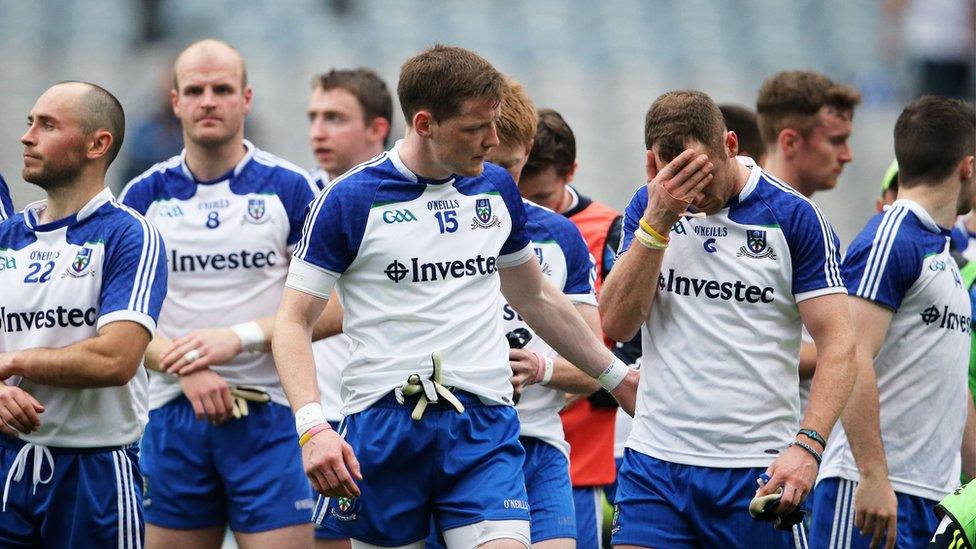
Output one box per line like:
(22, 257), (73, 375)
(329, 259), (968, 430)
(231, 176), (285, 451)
(272, 315), (320, 412)
(516, 283), (613, 379)
(839, 352), (888, 478)
(545, 356), (600, 394)
(798, 341), (818, 380)
(9, 336), (145, 388)
(144, 335), (172, 373)
(311, 293), (343, 341)
(801, 337), (855, 439)
(599, 246), (664, 341)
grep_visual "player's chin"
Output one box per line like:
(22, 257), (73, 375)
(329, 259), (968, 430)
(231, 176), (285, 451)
(458, 161), (485, 178)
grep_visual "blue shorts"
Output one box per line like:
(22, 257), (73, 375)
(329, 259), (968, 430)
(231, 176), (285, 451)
(311, 391), (530, 546)
(808, 477), (939, 549)
(141, 396), (314, 533)
(574, 486), (604, 548)
(611, 448), (808, 548)
(604, 456), (625, 505)
(0, 435), (143, 548)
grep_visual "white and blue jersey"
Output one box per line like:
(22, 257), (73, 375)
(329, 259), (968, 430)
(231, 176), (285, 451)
(0, 188), (167, 447)
(621, 158), (846, 467)
(819, 199), (970, 502)
(120, 140), (317, 408)
(0, 174), (12, 220)
(288, 142), (535, 414)
(508, 200), (596, 457)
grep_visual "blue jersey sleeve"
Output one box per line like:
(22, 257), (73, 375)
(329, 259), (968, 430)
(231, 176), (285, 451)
(842, 211), (923, 311)
(618, 186), (648, 254)
(278, 172), (318, 247)
(781, 200), (845, 297)
(118, 177), (157, 216)
(0, 173), (12, 220)
(551, 217), (596, 296)
(292, 182), (369, 274)
(98, 216), (168, 333)
(494, 172), (530, 256)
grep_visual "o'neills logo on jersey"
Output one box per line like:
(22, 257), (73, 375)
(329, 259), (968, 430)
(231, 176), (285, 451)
(384, 254), (498, 283)
(658, 269), (774, 304)
(0, 306), (97, 333)
(919, 305), (973, 334)
(170, 249), (278, 272)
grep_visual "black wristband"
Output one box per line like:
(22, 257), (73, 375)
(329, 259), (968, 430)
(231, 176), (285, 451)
(797, 428), (826, 449)
(789, 440), (822, 465)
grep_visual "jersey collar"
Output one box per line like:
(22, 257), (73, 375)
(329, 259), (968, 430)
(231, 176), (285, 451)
(892, 198), (948, 235)
(22, 187), (114, 232)
(178, 139), (257, 184)
(388, 140), (457, 186)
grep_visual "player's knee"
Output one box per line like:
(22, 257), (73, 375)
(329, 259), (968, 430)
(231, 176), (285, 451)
(442, 520), (531, 549)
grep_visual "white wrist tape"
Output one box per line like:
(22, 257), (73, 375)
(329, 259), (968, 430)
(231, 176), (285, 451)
(539, 357), (555, 386)
(295, 402), (327, 435)
(232, 321), (266, 353)
(597, 356), (629, 392)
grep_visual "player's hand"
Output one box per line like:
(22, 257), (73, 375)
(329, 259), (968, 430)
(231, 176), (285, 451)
(303, 428), (363, 499)
(642, 149), (713, 232)
(161, 328), (243, 375)
(179, 369), (234, 424)
(509, 348), (542, 397)
(758, 443), (817, 516)
(853, 471), (898, 549)
(0, 385), (44, 435)
(610, 368), (640, 416)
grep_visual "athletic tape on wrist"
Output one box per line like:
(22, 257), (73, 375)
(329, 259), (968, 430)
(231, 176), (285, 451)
(295, 402), (327, 435)
(231, 321), (266, 353)
(540, 357), (554, 386)
(634, 227), (669, 250)
(598, 356), (629, 392)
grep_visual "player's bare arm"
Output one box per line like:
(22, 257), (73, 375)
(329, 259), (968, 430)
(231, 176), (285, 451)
(143, 334), (173, 372)
(499, 258), (638, 415)
(160, 314), (275, 375)
(508, 303), (601, 395)
(757, 293), (856, 516)
(0, 321), (151, 388)
(310, 290), (344, 341)
(839, 296), (898, 549)
(0, 386), (44, 436)
(273, 287), (361, 498)
(600, 149), (713, 341)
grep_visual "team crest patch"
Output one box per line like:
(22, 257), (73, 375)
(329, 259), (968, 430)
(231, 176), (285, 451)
(244, 198), (268, 224)
(331, 496), (360, 522)
(737, 229), (776, 260)
(66, 247), (95, 277)
(471, 198), (501, 229)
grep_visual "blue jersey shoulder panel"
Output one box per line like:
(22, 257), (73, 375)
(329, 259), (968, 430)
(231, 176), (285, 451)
(0, 173), (13, 220)
(119, 156), (195, 215)
(524, 201), (594, 296)
(842, 206), (945, 311)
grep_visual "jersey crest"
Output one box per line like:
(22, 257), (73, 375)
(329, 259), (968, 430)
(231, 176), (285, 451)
(471, 197), (501, 229)
(738, 229), (777, 260)
(68, 246), (94, 277)
(245, 198), (268, 224)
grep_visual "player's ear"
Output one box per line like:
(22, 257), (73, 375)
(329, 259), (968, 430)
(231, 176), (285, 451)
(725, 130), (739, 158)
(563, 161), (578, 184)
(778, 128), (800, 158)
(959, 155), (975, 182)
(645, 150), (660, 181)
(86, 129), (113, 161)
(369, 117), (391, 143)
(242, 86), (253, 115)
(413, 111), (433, 137)
(170, 88), (180, 117)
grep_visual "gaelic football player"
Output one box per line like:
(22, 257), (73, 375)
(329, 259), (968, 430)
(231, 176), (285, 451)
(120, 39), (318, 549)
(0, 174), (12, 220)
(0, 81), (167, 547)
(602, 90), (856, 547)
(273, 45), (638, 549)
(809, 96), (975, 549)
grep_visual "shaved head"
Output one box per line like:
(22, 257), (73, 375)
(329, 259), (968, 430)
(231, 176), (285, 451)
(54, 81), (126, 166)
(173, 39), (247, 90)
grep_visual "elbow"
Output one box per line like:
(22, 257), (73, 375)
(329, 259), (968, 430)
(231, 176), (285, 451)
(602, 314), (638, 343)
(105, 358), (141, 387)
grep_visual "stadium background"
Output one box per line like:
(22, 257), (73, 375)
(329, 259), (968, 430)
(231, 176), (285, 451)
(2, 0), (973, 246)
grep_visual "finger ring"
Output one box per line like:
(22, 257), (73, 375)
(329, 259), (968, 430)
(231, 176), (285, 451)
(183, 349), (201, 363)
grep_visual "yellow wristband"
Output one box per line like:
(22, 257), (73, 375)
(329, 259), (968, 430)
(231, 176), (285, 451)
(639, 218), (670, 243)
